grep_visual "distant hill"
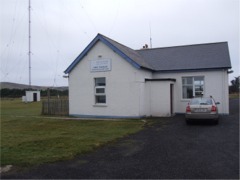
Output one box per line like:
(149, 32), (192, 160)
(0, 82), (68, 91)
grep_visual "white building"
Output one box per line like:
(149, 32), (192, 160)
(22, 91), (41, 102)
(64, 34), (231, 118)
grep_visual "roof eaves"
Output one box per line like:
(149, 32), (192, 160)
(98, 35), (141, 69)
(153, 67), (232, 73)
(64, 34), (141, 74)
(141, 66), (154, 72)
(136, 41), (229, 51)
(64, 35), (100, 74)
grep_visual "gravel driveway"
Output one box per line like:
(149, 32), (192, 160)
(2, 99), (239, 179)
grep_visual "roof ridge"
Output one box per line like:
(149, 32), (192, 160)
(98, 34), (154, 70)
(136, 41), (228, 51)
(98, 34), (136, 51)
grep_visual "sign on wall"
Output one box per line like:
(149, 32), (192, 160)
(90, 59), (111, 72)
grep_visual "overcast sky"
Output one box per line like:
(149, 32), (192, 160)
(0, 0), (239, 86)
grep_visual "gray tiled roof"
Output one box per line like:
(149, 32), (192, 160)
(102, 34), (231, 71)
(101, 34), (154, 70)
(136, 42), (232, 71)
(65, 34), (232, 74)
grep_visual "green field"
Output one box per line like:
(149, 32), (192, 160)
(0, 99), (144, 166)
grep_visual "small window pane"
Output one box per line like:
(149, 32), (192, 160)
(194, 77), (204, 86)
(183, 86), (193, 99)
(195, 91), (203, 97)
(96, 95), (106, 103)
(96, 88), (105, 94)
(194, 76), (204, 81)
(182, 77), (193, 85)
(195, 85), (203, 91)
(95, 78), (105, 86)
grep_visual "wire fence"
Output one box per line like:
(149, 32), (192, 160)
(42, 99), (69, 116)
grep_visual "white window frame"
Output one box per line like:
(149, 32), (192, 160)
(182, 76), (204, 99)
(94, 77), (106, 105)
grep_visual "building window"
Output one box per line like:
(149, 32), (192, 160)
(182, 76), (204, 99)
(94, 77), (106, 104)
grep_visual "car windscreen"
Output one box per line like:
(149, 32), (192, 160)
(190, 98), (213, 105)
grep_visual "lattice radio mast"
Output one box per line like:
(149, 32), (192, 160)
(149, 22), (152, 48)
(28, 0), (31, 88)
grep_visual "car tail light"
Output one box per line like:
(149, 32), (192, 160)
(211, 105), (217, 112)
(186, 104), (191, 113)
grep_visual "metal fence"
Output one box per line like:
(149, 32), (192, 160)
(42, 99), (69, 116)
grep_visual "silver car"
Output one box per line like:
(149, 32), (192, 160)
(185, 97), (220, 124)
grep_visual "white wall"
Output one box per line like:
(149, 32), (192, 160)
(69, 41), (151, 118)
(145, 81), (172, 117)
(68, 41), (229, 117)
(24, 91), (41, 102)
(152, 70), (229, 114)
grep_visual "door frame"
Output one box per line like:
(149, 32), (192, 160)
(170, 84), (174, 115)
(33, 93), (37, 102)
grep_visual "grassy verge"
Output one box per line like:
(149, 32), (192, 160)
(0, 99), (144, 166)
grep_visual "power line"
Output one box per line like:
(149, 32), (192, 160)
(78, 2), (98, 34)
(1, 0), (28, 83)
(108, 0), (121, 36)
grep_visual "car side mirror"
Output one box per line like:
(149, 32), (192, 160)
(215, 102), (220, 105)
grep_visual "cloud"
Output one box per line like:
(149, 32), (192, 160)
(0, 0), (239, 86)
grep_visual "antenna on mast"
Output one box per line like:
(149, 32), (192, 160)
(28, 0), (31, 89)
(149, 22), (152, 48)
(23, 0), (41, 103)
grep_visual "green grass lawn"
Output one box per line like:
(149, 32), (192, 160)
(1, 99), (145, 167)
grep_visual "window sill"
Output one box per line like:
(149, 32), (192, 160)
(93, 104), (108, 107)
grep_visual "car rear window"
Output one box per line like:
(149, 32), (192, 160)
(190, 98), (213, 105)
